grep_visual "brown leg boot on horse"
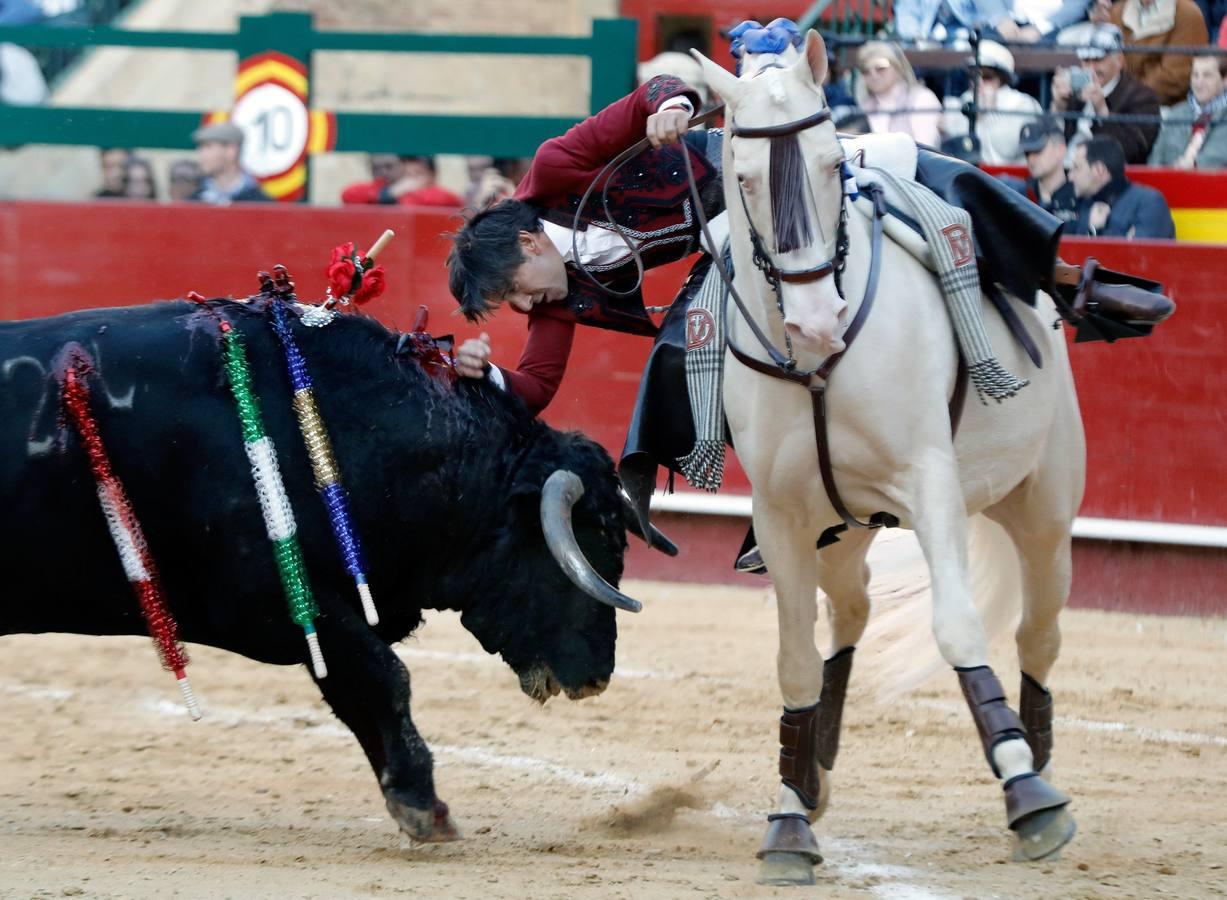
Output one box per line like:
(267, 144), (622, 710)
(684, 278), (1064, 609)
(957, 666), (1076, 861)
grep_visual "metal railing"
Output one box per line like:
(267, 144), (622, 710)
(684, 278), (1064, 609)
(0, 11), (638, 159)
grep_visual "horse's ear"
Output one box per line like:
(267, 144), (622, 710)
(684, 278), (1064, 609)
(795, 29), (828, 91)
(690, 49), (744, 109)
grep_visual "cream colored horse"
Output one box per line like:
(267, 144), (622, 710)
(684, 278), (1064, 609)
(694, 32), (1086, 885)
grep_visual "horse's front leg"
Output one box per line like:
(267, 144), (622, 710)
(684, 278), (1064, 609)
(752, 500), (826, 886)
(908, 448), (1075, 862)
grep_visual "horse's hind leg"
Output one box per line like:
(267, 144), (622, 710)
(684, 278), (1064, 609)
(908, 449), (1074, 861)
(986, 482), (1076, 778)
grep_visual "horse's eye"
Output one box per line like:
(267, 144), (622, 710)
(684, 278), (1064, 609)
(737, 174), (753, 192)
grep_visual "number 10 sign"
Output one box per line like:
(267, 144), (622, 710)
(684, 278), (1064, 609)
(201, 50), (336, 202)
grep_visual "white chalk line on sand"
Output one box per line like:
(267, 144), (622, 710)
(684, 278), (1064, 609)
(914, 698), (1227, 748)
(132, 694), (949, 898)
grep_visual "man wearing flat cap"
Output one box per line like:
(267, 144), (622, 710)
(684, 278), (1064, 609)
(189, 121), (272, 205)
(1050, 24), (1161, 163)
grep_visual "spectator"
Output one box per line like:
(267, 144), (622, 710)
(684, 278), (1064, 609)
(1058, 0), (1114, 44)
(834, 105), (873, 134)
(124, 157), (157, 201)
(341, 155), (462, 207)
(1069, 136), (1176, 236)
(167, 158), (204, 203)
(189, 121), (271, 205)
(855, 41), (942, 145)
(1052, 24), (1162, 162)
(1009, 0), (1095, 40)
(1112, 0), (1210, 105)
(894, 0), (1024, 44)
(941, 41), (1044, 163)
(1017, 116), (1080, 222)
(95, 147), (130, 198)
(1150, 53), (1227, 165)
(0, 41), (48, 105)
(465, 156), (530, 209)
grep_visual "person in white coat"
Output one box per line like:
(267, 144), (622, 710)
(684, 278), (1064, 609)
(940, 41), (1043, 163)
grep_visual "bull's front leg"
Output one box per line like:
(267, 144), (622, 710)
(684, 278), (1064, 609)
(313, 611), (459, 843)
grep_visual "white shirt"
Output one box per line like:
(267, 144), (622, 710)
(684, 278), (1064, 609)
(486, 93), (694, 391)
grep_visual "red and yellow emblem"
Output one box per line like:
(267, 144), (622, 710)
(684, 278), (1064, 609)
(202, 51), (336, 202)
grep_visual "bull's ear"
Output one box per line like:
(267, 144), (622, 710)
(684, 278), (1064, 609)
(691, 49), (744, 110)
(794, 29), (828, 91)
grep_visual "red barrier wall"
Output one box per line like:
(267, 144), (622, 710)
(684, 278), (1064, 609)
(2, 201), (1223, 608)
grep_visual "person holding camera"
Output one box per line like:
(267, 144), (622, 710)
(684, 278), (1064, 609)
(1051, 23), (1161, 162)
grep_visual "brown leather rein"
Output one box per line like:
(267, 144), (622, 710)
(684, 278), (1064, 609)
(576, 104), (965, 544)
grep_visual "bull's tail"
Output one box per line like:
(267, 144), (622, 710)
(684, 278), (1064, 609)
(858, 515), (1023, 698)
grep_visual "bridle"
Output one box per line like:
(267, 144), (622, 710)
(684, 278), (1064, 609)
(725, 105), (850, 368)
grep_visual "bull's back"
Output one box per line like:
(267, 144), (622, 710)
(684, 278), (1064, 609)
(0, 302), (314, 647)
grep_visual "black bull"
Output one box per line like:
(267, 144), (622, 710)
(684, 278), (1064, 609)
(0, 298), (647, 842)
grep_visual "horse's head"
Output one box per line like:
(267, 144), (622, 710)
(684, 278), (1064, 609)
(695, 32), (849, 359)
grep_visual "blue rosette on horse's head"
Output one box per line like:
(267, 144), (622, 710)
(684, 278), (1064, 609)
(728, 18), (803, 74)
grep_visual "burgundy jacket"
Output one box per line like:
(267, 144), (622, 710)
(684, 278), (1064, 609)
(497, 75), (714, 414)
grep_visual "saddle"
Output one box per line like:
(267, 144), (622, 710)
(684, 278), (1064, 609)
(842, 134), (1174, 346)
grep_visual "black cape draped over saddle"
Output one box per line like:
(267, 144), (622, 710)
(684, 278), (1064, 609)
(618, 149), (1065, 521)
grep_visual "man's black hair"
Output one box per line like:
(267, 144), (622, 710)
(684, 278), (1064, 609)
(446, 198), (543, 321)
(399, 154), (436, 173)
(1083, 136), (1126, 183)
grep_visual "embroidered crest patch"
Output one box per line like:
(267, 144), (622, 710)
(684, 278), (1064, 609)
(941, 224), (973, 267)
(686, 308), (716, 350)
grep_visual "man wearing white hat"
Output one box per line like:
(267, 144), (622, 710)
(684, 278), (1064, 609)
(940, 41), (1043, 163)
(1051, 23), (1161, 163)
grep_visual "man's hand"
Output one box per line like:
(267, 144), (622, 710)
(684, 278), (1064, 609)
(646, 107), (691, 148)
(1082, 78), (1109, 116)
(1017, 24), (1042, 42)
(1089, 201), (1111, 233)
(994, 18), (1023, 40)
(455, 332), (492, 379)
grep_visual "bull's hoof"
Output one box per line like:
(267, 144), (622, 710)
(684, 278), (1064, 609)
(385, 794), (461, 843)
(1012, 805), (1076, 861)
(757, 852), (818, 886)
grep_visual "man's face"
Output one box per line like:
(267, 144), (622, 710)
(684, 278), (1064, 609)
(100, 149), (128, 192)
(370, 154), (404, 183)
(1025, 136), (1066, 180)
(1069, 145), (1106, 197)
(1191, 56), (1224, 105)
(401, 159), (433, 185)
(495, 231), (569, 313)
(1089, 52), (1123, 86)
(197, 140), (236, 177)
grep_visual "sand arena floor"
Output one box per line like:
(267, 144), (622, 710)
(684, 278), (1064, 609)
(2, 561), (1225, 899)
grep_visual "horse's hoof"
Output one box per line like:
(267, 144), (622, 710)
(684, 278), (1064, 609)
(386, 795), (461, 843)
(1012, 805), (1076, 861)
(757, 851), (818, 886)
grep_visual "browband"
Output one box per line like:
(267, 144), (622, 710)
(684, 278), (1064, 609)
(730, 108), (832, 139)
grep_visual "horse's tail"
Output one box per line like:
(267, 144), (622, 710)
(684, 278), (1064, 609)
(858, 515), (1023, 698)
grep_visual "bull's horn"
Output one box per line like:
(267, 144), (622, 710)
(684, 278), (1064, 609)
(541, 470), (643, 613)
